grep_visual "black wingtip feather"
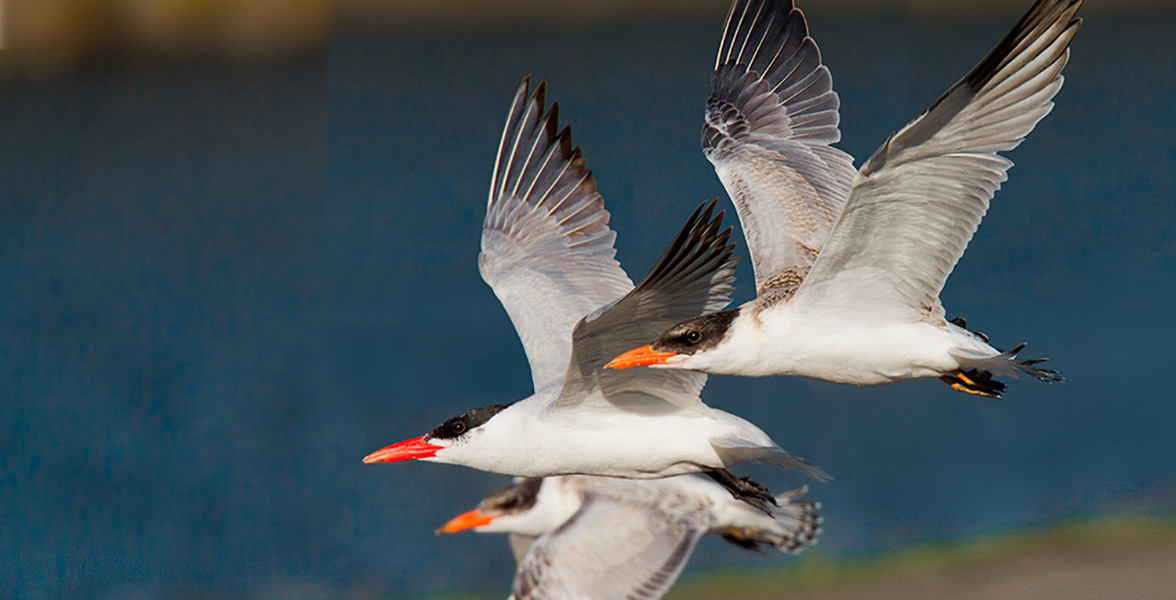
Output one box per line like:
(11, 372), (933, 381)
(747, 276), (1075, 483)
(516, 74), (532, 99)
(489, 76), (611, 251)
(542, 102), (560, 140)
(933, 0), (1083, 111)
(964, 0), (1083, 90)
(644, 201), (711, 284)
(556, 125), (573, 157)
(526, 83), (596, 196)
(531, 79), (547, 109)
(634, 199), (737, 299)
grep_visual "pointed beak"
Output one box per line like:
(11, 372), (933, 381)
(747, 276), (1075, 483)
(604, 345), (680, 370)
(437, 508), (496, 534)
(362, 435), (443, 464)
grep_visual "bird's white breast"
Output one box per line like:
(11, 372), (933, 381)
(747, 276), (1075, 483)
(723, 302), (986, 385)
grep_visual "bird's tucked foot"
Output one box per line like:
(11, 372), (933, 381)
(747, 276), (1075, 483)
(720, 527), (769, 552)
(940, 369), (1006, 398)
(715, 529), (771, 552)
(704, 468), (777, 514)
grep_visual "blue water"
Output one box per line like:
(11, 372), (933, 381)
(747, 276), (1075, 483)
(4, 11), (1176, 599)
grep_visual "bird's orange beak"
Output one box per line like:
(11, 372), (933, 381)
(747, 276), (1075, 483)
(437, 509), (496, 534)
(362, 436), (443, 464)
(604, 345), (679, 370)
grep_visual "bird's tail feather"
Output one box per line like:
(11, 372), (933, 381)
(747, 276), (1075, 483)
(948, 341), (1064, 398)
(712, 434), (832, 482)
(1002, 342), (1066, 383)
(966, 342), (1064, 383)
(721, 485), (823, 554)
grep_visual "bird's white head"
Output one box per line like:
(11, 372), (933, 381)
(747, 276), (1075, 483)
(362, 403), (516, 467)
(437, 478), (579, 537)
(605, 307), (748, 375)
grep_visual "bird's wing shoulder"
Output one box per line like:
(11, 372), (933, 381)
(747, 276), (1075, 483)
(480, 78), (634, 394)
(705, 0), (856, 295)
(794, 0), (1083, 321)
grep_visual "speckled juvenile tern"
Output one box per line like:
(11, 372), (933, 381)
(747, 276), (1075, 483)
(608, 0), (1081, 398)
(439, 475), (821, 600)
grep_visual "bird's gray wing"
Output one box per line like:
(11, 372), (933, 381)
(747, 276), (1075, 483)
(705, 0), (856, 296)
(793, 0), (1082, 322)
(509, 491), (707, 600)
(480, 78), (634, 394)
(556, 202), (736, 412)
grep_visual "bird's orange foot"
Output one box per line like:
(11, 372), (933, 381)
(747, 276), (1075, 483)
(940, 369), (1006, 398)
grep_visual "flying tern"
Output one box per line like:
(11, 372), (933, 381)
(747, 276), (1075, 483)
(608, 0), (1080, 398)
(440, 475), (821, 600)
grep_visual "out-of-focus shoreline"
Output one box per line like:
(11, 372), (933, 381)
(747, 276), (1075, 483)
(3, 0), (1172, 76)
(420, 515), (1176, 600)
(343, 0), (1173, 26)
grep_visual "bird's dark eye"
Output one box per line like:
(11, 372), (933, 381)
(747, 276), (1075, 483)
(451, 421), (466, 435)
(686, 331), (702, 344)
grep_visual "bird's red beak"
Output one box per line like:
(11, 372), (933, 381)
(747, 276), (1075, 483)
(604, 345), (679, 370)
(362, 436), (443, 464)
(437, 509), (497, 534)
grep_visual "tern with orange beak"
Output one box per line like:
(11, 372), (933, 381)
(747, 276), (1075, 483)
(607, 0), (1080, 398)
(363, 78), (825, 506)
(439, 475), (821, 599)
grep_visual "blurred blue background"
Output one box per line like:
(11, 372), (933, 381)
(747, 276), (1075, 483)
(3, 2), (1175, 598)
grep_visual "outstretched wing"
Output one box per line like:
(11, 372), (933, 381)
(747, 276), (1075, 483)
(557, 202), (737, 411)
(480, 78), (633, 394)
(705, 0), (856, 295)
(793, 0), (1083, 321)
(510, 492), (706, 600)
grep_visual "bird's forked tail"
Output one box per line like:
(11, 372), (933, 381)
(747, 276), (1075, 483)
(721, 485), (823, 554)
(945, 342), (1064, 398)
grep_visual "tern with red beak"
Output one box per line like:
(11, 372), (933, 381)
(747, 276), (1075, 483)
(607, 0), (1080, 398)
(364, 79), (826, 503)
(440, 475), (821, 599)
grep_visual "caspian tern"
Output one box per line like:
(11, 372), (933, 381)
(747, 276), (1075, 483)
(439, 475), (821, 600)
(607, 0), (1080, 398)
(364, 79), (826, 501)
